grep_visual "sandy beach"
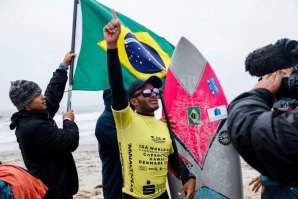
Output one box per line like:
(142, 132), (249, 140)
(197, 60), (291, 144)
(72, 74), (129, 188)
(0, 144), (261, 199)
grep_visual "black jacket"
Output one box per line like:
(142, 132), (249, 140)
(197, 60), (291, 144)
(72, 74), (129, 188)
(227, 88), (298, 184)
(10, 69), (79, 199)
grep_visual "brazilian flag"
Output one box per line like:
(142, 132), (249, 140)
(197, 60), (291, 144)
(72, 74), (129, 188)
(73, 0), (175, 90)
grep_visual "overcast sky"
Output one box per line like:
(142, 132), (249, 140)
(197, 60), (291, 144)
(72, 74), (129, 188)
(1, 0), (298, 112)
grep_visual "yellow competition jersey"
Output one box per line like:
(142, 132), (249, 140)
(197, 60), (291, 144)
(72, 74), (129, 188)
(113, 105), (174, 198)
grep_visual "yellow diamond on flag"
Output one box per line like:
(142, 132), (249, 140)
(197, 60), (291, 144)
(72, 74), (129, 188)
(98, 25), (171, 80)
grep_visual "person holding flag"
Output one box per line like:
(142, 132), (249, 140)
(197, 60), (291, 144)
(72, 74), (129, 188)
(9, 52), (79, 199)
(103, 10), (196, 199)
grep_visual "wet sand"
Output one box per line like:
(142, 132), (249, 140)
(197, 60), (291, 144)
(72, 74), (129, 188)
(0, 144), (261, 199)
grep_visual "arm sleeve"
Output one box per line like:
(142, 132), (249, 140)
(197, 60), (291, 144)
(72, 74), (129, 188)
(227, 88), (298, 183)
(44, 69), (68, 118)
(31, 120), (79, 154)
(107, 49), (129, 110)
(168, 153), (196, 183)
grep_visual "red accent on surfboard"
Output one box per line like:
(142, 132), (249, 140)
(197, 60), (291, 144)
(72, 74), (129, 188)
(168, 153), (191, 177)
(163, 62), (227, 166)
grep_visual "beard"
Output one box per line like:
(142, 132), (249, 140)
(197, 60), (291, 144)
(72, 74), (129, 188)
(137, 98), (159, 114)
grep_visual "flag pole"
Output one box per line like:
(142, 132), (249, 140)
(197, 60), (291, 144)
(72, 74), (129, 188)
(67, 0), (79, 111)
(159, 90), (187, 185)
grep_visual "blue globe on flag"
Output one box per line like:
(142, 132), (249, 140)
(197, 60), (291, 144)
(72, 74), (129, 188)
(124, 33), (166, 73)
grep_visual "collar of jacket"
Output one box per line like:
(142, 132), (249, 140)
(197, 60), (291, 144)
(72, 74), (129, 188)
(9, 110), (50, 130)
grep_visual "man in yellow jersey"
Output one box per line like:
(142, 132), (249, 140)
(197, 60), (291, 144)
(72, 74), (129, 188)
(103, 10), (196, 199)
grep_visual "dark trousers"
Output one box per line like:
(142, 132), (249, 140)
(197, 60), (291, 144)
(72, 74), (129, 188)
(122, 192), (169, 199)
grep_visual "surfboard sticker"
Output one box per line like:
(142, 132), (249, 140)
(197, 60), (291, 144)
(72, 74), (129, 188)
(163, 37), (243, 199)
(207, 77), (220, 94)
(207, 105), (227, 122)
(218, 130), (231, 146)
(187, 106), (201, 125)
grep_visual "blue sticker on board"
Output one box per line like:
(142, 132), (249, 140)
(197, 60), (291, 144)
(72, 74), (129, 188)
(214, 107), (221, 116)
(207, 105), (227, 122)
(207, 77), (219, 94)
(194, 187), (227, 199)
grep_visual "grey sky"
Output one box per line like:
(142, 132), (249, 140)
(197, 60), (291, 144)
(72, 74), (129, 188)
(1, 0), (298, 111)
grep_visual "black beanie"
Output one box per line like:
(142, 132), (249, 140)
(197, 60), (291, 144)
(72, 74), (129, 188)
(9, 80), (42, 110)
(245, 38), (298, 77)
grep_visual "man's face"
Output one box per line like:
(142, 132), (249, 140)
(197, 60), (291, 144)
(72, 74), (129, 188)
(130, 83), (159, 114)
(25, 93), (47, 111)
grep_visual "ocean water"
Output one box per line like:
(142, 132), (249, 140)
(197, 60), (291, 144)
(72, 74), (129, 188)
(0, 100), (163, 152)
(0, 104), (103, 152)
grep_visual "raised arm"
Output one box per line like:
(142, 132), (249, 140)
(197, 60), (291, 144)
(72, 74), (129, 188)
(104, 10), (128, 110)
(45, 52), (75, 118)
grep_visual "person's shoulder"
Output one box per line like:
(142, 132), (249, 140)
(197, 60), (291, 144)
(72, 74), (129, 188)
(97, 111), (115, 124)
(112, 105), (132, 114)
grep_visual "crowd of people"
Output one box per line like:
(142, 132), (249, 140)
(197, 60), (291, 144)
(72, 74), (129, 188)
(1, 8), (298, 199)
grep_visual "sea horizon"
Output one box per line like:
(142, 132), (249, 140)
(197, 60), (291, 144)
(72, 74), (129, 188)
(0, 101), (164, 152)
(0, 104), (103, 152)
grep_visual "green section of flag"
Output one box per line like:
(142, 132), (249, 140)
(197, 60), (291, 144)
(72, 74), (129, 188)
(73, 0), (174, 91)
(187, 107), (201, 125)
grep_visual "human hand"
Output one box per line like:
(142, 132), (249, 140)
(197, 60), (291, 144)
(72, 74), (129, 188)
(160, 115), (176, 129)
(249, 175), (265, 195)
(103, 9), (121, 49)
(178, 178), (196, 199)
(253, 71), (283, 96)
(62, 52), (76, 67)
(63, 110), (75, 121)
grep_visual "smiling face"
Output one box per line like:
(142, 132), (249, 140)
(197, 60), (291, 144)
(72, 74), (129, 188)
(129, 83), (159, 115)
(25, 93), (47, 111)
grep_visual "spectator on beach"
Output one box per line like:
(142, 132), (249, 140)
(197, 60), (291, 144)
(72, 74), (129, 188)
(95, 89), (122, 199)
(228, 39), (298, 197)
(103, 10), (196, 199)
(9, 52), (80, 199)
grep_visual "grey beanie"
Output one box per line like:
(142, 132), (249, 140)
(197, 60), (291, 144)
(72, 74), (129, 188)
(9, 80), (42, 110)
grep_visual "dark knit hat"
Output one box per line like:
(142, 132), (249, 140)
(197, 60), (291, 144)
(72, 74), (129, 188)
(9, 80), (42, 110)
(128, 76), (162, 99)
(245, 38), (298, 77)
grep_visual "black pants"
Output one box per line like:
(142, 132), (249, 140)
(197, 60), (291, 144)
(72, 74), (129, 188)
(122, 192), (169, 199)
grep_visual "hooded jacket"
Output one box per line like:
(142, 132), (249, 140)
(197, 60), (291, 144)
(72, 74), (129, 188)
(10, 69), (79, 199)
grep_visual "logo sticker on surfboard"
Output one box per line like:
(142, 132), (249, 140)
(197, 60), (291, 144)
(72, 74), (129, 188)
(207, 105), (227, 122)
(207, 77), (219, 94)
(218, 130), (231, 145)
(187, 107), (201, 125)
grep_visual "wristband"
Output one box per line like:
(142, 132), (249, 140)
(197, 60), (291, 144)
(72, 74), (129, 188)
(186, 172), (196, 181)
(59, 63), (69, 71)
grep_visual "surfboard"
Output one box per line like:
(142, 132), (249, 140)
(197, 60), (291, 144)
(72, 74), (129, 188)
(163, 37), (243, 199)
